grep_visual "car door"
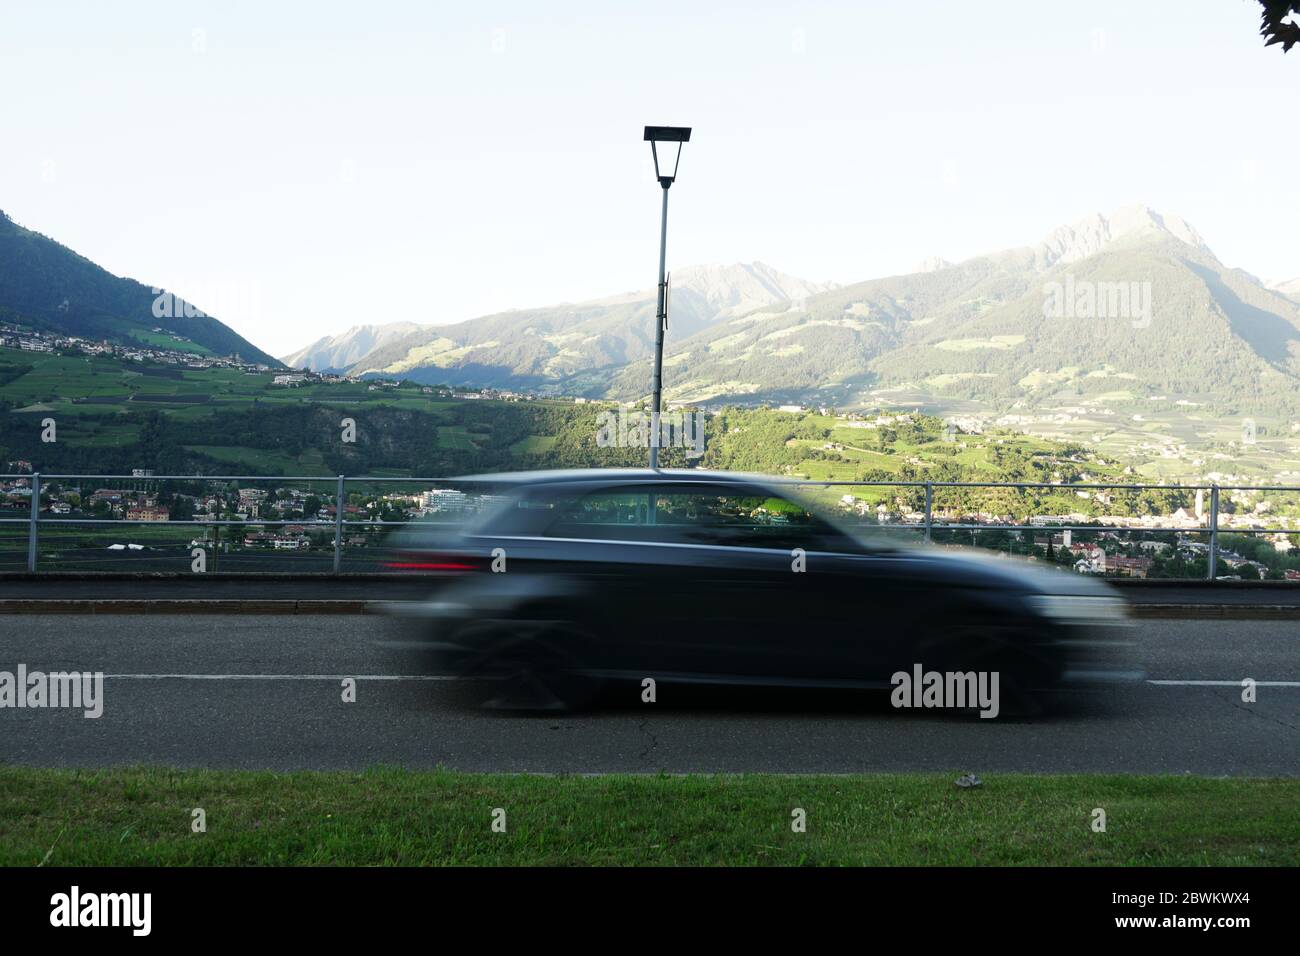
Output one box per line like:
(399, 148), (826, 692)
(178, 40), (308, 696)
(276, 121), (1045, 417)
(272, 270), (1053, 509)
(620, 482), (844, 684)
(648, 483), (926, 689)
(525, 482), (801, 682)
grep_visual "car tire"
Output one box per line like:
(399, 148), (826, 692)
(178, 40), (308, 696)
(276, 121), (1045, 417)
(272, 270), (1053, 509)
(460, 622), (603, 712)
(909, 623), (1050, 718)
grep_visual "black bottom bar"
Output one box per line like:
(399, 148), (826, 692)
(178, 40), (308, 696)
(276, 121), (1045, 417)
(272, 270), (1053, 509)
(0, 867), (1286, 941)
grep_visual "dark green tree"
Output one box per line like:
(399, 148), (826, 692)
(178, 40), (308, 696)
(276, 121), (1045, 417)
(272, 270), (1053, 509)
(1257, 1), (1300, 51)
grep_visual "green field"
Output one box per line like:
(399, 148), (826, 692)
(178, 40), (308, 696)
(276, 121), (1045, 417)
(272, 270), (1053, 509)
(125, 328), (217, 356)
(1, 768), (1295, 866)
(510, 435), (557, 455)
(182, 444), (330, 474)
(0, 349), (457, 416)
(436, 425), (479, 450)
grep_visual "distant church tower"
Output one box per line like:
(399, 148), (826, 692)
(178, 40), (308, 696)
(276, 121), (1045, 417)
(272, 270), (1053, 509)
(1195, 489), (1204, 522)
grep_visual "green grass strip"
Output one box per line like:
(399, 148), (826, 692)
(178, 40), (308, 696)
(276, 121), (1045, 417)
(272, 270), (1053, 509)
(1, 767), (1295, 866)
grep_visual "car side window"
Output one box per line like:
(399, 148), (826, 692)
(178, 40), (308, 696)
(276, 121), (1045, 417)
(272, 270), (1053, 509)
(652, 490), (844, 550)
(542, 490), (655, 541)
(542, 485), (851, 551)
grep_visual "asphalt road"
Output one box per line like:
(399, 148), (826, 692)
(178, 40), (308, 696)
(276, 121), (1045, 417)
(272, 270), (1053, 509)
(0, 615), (1296, 775)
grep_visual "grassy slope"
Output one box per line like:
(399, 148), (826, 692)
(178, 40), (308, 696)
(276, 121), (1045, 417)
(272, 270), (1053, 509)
(0, 347), (566, 473)
(1, 768), (1295, 866)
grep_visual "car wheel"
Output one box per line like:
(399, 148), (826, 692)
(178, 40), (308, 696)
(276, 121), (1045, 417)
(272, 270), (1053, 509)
(910, 623), (1049, 717)
(461, 622), (602, 712)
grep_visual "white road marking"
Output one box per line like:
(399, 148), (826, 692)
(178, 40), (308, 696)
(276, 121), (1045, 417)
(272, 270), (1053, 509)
(101, 674), (455, 681)
(88, 674), (1299, 686)
(1147, 679), (1300, 687)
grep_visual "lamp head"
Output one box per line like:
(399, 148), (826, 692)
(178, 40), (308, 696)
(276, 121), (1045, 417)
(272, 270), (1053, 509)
(644, 126), (691, 186)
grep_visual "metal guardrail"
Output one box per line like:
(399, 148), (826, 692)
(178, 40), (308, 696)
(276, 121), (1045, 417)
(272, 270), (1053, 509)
(0, 473), (520, 574)
(0, 473), (1296, 580)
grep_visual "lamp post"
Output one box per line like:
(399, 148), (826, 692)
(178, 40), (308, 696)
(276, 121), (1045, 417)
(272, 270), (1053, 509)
(643, 125), (691, 469)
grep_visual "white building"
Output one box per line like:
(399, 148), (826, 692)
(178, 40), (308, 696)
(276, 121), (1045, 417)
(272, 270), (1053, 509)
(421, 489), (469, 513)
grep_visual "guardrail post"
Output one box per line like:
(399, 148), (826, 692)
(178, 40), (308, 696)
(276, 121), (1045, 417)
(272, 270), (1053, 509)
(924, 482), (933, 542)
(1207, 484), (1219, 580)
(333, 474), (345, 573)
(27, 472), (40, 572)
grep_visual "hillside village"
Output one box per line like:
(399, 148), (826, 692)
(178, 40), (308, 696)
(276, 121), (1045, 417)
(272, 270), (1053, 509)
(0, 322), (275, 373)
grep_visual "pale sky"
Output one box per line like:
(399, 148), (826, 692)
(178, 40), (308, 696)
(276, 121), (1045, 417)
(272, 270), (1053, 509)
(2, 0), (1296, 356)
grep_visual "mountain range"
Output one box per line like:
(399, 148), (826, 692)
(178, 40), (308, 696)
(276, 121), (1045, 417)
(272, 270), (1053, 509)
(281, 262), (835, 386)
(279, 205), (1300, 418)
(280, 322), (427, 374)
(616, 204), (1300, 411)
(0, 210), (279, 366)
(6, 202), (1298, 420)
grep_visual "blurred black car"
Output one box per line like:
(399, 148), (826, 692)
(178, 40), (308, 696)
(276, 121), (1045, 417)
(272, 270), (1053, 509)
(383, 469), (1135, 711)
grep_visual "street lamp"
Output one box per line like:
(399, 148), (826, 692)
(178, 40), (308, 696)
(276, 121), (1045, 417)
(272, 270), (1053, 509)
(643, 124), (691, 468)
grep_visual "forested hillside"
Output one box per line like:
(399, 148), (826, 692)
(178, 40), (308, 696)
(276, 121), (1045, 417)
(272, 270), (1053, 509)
(0, 210), (279, 366)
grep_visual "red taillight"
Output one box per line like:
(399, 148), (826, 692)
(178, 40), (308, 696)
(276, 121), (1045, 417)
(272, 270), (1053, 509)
(383, 552), (482, 572)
